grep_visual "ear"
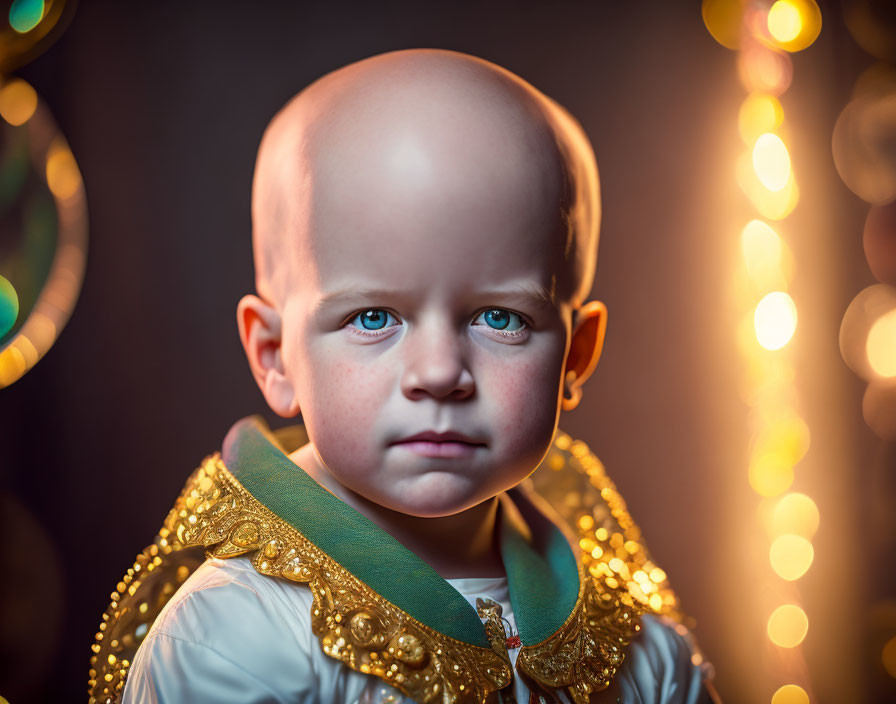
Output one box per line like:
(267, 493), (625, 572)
(236, 294), (300, 418)
(561, 300), (607, 411)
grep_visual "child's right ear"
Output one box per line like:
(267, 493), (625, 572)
(236, 294), (300, 418)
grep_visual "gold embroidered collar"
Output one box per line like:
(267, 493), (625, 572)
(89, 417), (683, 704)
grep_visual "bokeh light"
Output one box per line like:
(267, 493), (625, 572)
(754, 414), (810, 466)
(765, 0), (822, 52)
(772, 492), (820, 539)
(769, 534), (814, 580)
(866, 308), (896, 377)
(768, 604), (809, 647)
(771, 684), (810, 704)
(737, 153), (800, 220)
(767, 1), (801, 43)
(702, 0), (744, 50)
(755, 291), (797, 350)
(0, 274), (18, 337)
(738, 41), (793, 95)
(749, 452), (795, 497)
(9, 0), (44, 34)
(832, 89), (896, 205)
(863, 380), (896, 440)
(0, 77), (36, 126)
(741, 219), (791, 291)
(45, 138), (81, 200)
(883, 635), (896, 679)
(753, 133), (792, 191)
(739, 93), (785, 145)
(840, 284), (896, 380)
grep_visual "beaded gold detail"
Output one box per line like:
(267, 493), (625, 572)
(89, 454), (512, 704)
(89, 429), (686, 704)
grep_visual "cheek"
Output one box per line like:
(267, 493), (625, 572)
(298, 349), (393, 463)
(480, 349), (563, 444)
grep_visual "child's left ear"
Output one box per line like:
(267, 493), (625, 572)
(561, 300), (607, 411)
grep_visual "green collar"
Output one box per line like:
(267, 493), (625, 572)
(222, 415), (581, 648)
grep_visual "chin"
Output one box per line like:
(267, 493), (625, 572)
(376, 476), (491, 518)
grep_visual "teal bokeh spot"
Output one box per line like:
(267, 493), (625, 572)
(9, 0), (44, 34)
(0, 275), (18, 338)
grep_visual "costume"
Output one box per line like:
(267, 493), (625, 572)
(89, 417), (718, 704)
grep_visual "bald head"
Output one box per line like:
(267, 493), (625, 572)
(251, 48), (599, 310)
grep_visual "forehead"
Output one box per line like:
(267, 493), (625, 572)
(301, 101), (570, 300)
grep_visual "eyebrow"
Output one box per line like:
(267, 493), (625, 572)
(314, 282), (557, 313)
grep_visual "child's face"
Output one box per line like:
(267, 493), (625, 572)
(239, 56), (600, 517)
(275, 111), (577, 518)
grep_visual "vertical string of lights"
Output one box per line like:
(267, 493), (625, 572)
(703, 2), (821, 703)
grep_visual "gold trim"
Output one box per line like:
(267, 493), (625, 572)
(90, 454), (512, 704)
(89, 430), (687, 703)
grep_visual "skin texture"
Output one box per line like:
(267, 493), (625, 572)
(238, 49), (606, 578)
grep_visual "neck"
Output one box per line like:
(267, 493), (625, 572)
(289, 443), (505, 579)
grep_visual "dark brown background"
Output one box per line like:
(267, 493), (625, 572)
(1, 1), (890, 702)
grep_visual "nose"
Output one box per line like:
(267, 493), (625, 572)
(400, 322), (475, 401)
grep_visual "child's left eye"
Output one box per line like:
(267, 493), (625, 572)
(348, 309), (399, 332)
(473, 309), (527, 332)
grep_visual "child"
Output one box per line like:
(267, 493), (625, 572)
(89, 49), (719, 703)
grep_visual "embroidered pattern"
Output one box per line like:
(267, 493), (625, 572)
(89, 431), (683, 704)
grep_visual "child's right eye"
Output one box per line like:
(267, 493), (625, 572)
(348, 309), (400, 333)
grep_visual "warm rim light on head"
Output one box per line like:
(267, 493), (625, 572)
(755, 291), (797, 350)
(866, 309), (896, 378)
(767, 604), (809, 647)
(753, 133), (792, 192)
(768, 1), (802, 43)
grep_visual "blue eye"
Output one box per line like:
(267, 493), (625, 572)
(350, 309), (398, 332)
(476, 309), (526, 332)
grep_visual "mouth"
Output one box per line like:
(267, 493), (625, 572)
(390, 430), (487, 459)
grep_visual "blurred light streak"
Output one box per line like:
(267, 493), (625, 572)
(753, 133), (792, 191)
(710, 1), (821, 697)
(755, 291), (797, 350)
(767, 604), (809, 647)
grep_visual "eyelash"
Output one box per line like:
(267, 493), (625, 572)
(343, 309), (530, 339)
